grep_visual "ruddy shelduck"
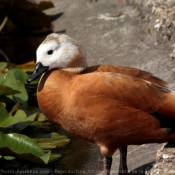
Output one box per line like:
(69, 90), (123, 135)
(28, 33), (175, 175)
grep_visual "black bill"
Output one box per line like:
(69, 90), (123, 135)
(27, 62), (49, 84)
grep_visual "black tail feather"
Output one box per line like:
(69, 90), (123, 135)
(151, 112), (175, 129)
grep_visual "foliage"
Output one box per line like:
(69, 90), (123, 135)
(0, 0), (68, 169)
(0, 61), (70, 165)
(0, 0), (64, 64)
(0, 0), (55, 33)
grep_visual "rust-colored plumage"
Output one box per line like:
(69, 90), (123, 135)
(28, 34), (175, 175)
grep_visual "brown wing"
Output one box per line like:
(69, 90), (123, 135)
(70, 72), (172, 115)
(81, 65), (167, 86)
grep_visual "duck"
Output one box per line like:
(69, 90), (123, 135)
(27, 33), (175, 175)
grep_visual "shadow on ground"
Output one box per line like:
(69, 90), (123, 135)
(130, 162), (155, 175)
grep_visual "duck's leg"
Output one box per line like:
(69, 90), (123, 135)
(119, 146), (129, 175)
(103, 157), (112, 175)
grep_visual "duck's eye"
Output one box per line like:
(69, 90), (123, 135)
(47, 50), (53, 55)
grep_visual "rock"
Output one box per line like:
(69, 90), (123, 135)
(146, 146), (175, 175)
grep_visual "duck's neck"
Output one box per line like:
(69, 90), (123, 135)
(61, 50), (88, 73)
(37, 70), (73, 124)
(61, 66), (86, 73)
(60, 59), (88, 73)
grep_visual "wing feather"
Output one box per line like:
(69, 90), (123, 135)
(71, 72), (169, 113)
(82, 65), (167, 85)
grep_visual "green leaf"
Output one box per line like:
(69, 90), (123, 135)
(0, 102), (8, 119)
(6, 68), (28, 83)
(3, 156), (16, 160)
(14, 152), (60, 164)
(0, 85), (20, 95)
(0, 132), (51, 164)
(0, 103), (26, 127)
(34, 133), (70, 149)
(4, 110), (26, 127)
(30, 112), (49, 126)
(13, 113), (38, 132)
(0, 74), (28, 102)
(37, 1), (54, 10)
(0, 62), (8, 71)
(49, 153), (61, 161)
(30, 120), (51, 127)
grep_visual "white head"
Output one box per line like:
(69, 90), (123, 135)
(27, 33), (88, 83)
(36, 33), (87, 71)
